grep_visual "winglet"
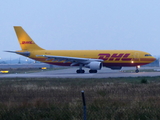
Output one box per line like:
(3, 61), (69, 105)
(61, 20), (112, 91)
(14, 26), (44, 50)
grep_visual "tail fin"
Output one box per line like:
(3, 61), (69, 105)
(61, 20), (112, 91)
(14, 26), (44, 50)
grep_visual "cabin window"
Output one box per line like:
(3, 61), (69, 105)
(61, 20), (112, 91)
(145, 54), (152, 56)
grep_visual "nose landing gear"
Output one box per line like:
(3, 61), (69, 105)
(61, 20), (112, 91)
(135, 66), (140, 73)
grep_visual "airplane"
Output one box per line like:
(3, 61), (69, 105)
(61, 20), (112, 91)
(6, 26), (156, 73)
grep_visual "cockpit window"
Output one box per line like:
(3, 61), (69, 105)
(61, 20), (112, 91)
(145, 54), (152, 56)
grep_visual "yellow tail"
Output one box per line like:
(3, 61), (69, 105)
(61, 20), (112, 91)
(14, 26), (44, 50)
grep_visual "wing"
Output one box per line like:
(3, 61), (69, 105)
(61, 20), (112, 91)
(36, 55), (103, 66)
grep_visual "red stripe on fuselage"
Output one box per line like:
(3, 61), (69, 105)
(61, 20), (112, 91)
(43, 62), (149, 67)
(32, 56), (154, 67)
(140, 58), (155, 61)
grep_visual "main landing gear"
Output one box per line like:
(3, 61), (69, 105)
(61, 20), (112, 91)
(76, 64), (85, 73)
(76, 69), (85, 73)
(76, 64), (98, 74)
(76, 69), (97, 73)
(89, 70), (97, 73)
(135, 66), (140, 73)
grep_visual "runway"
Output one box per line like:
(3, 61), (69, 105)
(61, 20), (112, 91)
(0, 67), (160, 78)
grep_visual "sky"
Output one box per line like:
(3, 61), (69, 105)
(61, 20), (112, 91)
(0, 0), (160, 59)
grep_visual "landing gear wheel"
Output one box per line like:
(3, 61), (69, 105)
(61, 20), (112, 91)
(89, 70), (97, 73)
(76, 69), (85, 73)
(135, 66), (140, 73)
(76, 64), (85, 73)
(135, 69), (139, 73)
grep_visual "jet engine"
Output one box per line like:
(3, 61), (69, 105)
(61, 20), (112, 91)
(85, 62), (103, 70)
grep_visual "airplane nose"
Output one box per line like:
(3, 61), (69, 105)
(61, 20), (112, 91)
(152, 57), (156, 62)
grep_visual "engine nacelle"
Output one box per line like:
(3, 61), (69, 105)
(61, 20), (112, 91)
(85, 62), (103, 70)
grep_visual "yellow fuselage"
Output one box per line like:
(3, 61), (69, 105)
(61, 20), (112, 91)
(17, 49), (155, 67)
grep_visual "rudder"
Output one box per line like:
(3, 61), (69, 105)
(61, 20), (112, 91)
(14, 26), (44, 50)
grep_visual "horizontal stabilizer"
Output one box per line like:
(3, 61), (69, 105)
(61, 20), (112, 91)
(5, 51), (30, 57)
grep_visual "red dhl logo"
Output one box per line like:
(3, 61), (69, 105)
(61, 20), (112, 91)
(21, 41), (35, 44)
(98, 53), (132, 61)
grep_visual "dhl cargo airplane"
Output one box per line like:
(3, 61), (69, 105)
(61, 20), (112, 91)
(6, 26), (156, 73)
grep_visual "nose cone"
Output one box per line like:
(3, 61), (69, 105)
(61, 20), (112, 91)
(143, 52), (156, 63)
(152, 56), (156, 62)
(148, 56), (156, 63)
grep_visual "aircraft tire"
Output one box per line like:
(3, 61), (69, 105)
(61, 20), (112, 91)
(76, 69), (85, 73)
(89, 70), (97, 73)
(135, 69), (139, 73)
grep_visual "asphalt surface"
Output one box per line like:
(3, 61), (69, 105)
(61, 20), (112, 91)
(0, 67), (160, 78)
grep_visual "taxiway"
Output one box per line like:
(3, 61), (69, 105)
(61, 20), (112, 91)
(0, 67), (160, 78)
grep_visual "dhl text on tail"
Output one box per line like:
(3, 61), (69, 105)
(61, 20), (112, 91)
(6, 26), (156, 73)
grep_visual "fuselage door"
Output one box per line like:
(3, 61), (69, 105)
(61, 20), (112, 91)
(133, 52), (139, 62)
